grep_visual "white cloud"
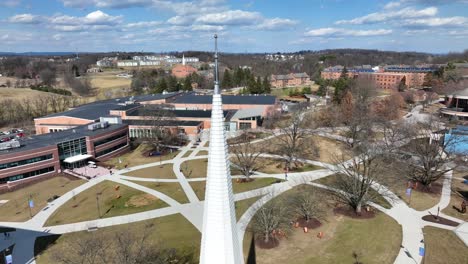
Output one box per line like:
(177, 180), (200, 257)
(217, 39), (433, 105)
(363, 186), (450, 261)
(53, 34), (63, 40)
(84, 10), (122, 25)
(47, 11), (122, 31)
(0, 0), (21, 7)
(335, 7), (437, 25)
(124, 21), (162, 28)
(8, 14), (43, 24)
(404, 16), (468, 27)
(195, 10), (262, 25)
(52, 25), (86, 32)
(384, 1), (401, 9)
(403, 0), (468, 5)
(305, 27), (393, 37)
(167, 16), (194, 25)
(60, 0), (152, 8)
(255, 18), (298, 30)
(191, 24), (224, 31)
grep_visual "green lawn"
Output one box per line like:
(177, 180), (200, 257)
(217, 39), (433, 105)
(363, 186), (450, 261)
(45, 181), (168, 226)
(181, 159), (208, 178)
(0, 175), (85, 222)
(182, 151), (192, 158)
(132, 181), (189, 204)
(105, 144), (179, 169)
(123, 164), (176, 179)
(35, 214), (201, 264)
(235, 196), (261, 220)
(245, 184), (402, 264)
(196, 150), (208, 156)
(190, 178), (278, 201)
(423, 226), (468, 264)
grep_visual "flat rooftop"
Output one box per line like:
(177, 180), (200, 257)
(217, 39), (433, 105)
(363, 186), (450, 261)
(126, 108), (235, 119)
(37, 92), (181, 121)
(171, 93), (276, 105)
(123, 120), (202, 127)
(0, 123), (127, 155)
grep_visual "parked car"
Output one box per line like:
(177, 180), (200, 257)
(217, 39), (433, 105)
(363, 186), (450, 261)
(1, 137), (11, 142)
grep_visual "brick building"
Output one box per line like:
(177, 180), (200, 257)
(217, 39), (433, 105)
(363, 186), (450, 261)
(172, 64), (198, 78)
(270, 73), (312, 88)
(0, 122), (129, 192)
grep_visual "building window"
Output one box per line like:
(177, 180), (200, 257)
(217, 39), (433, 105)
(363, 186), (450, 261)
(94, 132), (127, 147)
(96, 142), (128, 158)
(0, 154), (53, 170)
(0, 166), (55, 184)
(57, 137), (87, 161)
(239, 122), (252, 130)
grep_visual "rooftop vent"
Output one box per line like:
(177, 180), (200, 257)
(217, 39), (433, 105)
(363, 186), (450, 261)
(0, 140), (21, 151)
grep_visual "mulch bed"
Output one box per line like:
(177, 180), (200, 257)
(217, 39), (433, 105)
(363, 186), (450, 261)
(296, 217), (322, 229)
(409, 181), (443, 195)
(333, 206), (376, 219)
(421, 215), (460, 227)
(255, 236), (280, 249)
(235, 178), (255, 183)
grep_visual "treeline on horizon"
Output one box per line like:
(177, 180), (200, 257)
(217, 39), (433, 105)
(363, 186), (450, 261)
(3, 48), (466, 79)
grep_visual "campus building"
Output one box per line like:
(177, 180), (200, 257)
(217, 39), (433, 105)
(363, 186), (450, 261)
(34, 92), (278, 137)
(0, 121), (129, 192)
(441, 88), (468, 120)
(270, 73), (312, 88)
(321, 65), (437, 89)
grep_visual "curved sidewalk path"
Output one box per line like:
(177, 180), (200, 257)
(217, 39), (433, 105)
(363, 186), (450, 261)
(0, 135), (466, 264)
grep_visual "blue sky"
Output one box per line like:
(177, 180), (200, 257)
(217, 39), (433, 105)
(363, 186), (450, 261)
(0, 0), (467, 53)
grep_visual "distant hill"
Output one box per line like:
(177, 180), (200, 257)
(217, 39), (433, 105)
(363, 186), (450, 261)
(0, 52), (82, 56)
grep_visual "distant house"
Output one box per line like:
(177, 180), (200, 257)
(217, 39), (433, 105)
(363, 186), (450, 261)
(270, 72), (312, 88)
(86, 67), (102, 73)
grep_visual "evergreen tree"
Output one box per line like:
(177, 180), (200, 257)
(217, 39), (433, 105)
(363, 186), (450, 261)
(256, 76), (263, 94)
(155, 78), (167, 93)
(302, 86), (312, 95)
(167, 76), (178, 92)
(233, 68), (244, 87)
(222, 69), (232, 88)
(317, 84), (327, 96)
(262, 76), (271, 94)
(246, 75), (256, 94)
(183, 76), (193, 91)
(340, 66), (348, 79)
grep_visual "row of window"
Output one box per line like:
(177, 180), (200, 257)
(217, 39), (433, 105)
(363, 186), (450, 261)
(0, 154), (53, 170)
(96, 142), (128, 158)
(94, 132), (127, 147)
(58, 138), (87, 161)
(0, 166), (55, 183)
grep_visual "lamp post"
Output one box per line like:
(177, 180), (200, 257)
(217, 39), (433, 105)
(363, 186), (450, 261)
(96, 193), (101, 218)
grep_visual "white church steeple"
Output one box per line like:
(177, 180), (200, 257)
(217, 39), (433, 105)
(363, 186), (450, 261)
(199, 34), (242, 264)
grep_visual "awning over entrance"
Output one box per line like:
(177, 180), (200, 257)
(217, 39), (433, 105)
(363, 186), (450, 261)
(63, 154), (92, 164)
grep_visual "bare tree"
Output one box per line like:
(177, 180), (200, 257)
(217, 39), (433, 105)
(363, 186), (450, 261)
(288, 186), (325, 222)
(230, 134), (265, 180)
(51, 232), (110, 264)
(39, 68), (57, 87)
(142, 105), (176, 151)
(330, 143), (394, 214)
(250, 195), (291, 245)
(272, 111), (318, 170)
(341, 79), (376, 148)
(396, 117), (466, 188)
